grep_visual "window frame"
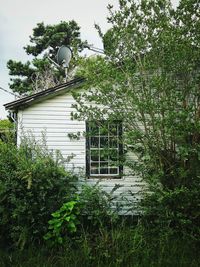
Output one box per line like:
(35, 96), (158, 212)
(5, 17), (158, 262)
(86, 120), (123, 179)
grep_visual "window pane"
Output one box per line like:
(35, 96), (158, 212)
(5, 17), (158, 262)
(89, 122), (99, 135)
(91, 162), (99, 174)
(91, 168), (99, 174)
(100, 162), (108, 168)
(100, 137), (108, 148)
(100, 150), (109, 161)
(100, 168), (109, 174)
(99, 123), (108, 135)
(109, 149), (118, 161)
(110, 168), (118, 174)
(100, 162), (109, 174)
(91, 150), (99, 161)
(91, 137), (99, 148)
(109, 138), (118, 148)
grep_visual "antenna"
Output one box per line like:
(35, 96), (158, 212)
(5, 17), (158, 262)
(83, 44), (105, 54)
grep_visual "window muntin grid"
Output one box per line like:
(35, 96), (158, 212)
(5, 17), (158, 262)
(88, 122), (121, 177)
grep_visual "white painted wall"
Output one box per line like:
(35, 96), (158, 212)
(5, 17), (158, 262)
(17, 91), (144, 213)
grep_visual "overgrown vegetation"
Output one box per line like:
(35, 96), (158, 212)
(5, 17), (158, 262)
(0, 119), (14, 142)
(1, 0), (200, 266)
(44, 183), (122, 247)
(0, 138), (199, 265)
(0, 226), (199, 267)
(0, 139), (77, 249)
(74, 0), (200, 239)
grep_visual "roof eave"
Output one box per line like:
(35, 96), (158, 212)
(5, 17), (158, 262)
(4, 77), (85, 111)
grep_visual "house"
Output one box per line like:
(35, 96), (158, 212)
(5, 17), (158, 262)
(4, 77), (144, 211)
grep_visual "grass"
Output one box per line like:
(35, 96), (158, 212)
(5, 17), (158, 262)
(0, 224), (199, 267)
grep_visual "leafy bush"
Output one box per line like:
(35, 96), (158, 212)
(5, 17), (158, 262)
(0, 119), (15, 143)
(44, 197), (80, 246)
(43, 184), (121, 247)
(141, 183), (200, 239)
(0, 139), (77, 248)
(78, 184), (120, 228)
(0, 119), (13, 130)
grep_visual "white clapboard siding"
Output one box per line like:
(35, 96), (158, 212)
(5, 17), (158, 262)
(17, 90), (144, 213)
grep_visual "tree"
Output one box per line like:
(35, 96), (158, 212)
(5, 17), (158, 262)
(7, 20), (85, 95)
(0, 119), (14, 142)
(73, 0), (200, 236)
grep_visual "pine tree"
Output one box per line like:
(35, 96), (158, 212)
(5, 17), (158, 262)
(7, 20), (85, 95)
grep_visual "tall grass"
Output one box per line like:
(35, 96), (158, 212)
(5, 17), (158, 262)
(0, 222), (199, 267)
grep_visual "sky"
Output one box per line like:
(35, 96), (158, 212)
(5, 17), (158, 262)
(0, 0), (179, 119)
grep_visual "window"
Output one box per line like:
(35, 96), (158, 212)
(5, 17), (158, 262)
(86, 121), (123, 178)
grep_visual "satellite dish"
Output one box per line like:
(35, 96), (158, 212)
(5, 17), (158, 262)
(56, 45), (72, 68)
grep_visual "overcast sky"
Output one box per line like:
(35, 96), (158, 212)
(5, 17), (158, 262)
(0, 0), (179, 119)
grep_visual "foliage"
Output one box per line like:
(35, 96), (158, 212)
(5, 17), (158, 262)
(44, 184), (121, 247)
(7, 21), (85, 95)
(44, 197), (80, 246)
(0, 223), (200, 267)
(141, 184), (200, 238)
(78, 184), (120, 228)
(0, 119), (14, 143)
(0, 139), (77, 249)
(73, 0), (200, 237)
(0, 119), (13, 130)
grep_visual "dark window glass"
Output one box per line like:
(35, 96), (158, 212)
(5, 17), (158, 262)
(90, 123), (99, 135)
(91, 162), (99, 174)
(91, 150), (99, 161)
(109, 138), (118, 148)
(91, 137), (99, 148)
(100, 150), (109, 161)
(100, 137), (108, 148)
(110, 168), (118, 174)
(100, 123), (108, 135)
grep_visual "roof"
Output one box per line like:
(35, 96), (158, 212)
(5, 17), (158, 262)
(4, 77), (85, 111)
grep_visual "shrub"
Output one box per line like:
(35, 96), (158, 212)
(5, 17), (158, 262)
(78, 184), (120, 229)
(0, 119), (15, 143)
(43, 184), (121, 247)
(0, 139), (77, 248)
(141, 183), (200, 239)
(44, 197), (80, 246)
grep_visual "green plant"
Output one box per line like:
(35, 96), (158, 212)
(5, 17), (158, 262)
(43, 184), (121, 247)
(73, 0), (200, 238)
(0, 139), (77, 249)
(7, 21), (85, 95)
(141, 184), (200, 239)
(0, 119), (15, 143)
(44, 197), (80, 246)
(1, 222), (199, 267)
(78, 184), (120, 229)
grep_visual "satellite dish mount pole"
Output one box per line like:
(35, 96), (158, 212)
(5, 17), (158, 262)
(64, 64), (69, 82)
